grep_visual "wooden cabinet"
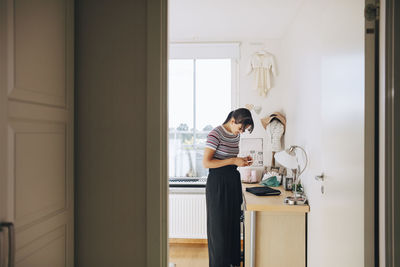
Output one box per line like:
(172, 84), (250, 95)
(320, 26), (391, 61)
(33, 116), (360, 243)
(242, 184), (309, 267)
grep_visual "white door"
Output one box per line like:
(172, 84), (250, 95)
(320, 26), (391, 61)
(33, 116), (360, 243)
(316, 2), (368, 267)
(0, 0), (74, 266)
(279, 1), (366, 266)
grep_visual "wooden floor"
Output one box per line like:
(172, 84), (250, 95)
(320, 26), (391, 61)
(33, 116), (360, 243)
(169, 241), (243, 267)
(169, 243), (209, 267)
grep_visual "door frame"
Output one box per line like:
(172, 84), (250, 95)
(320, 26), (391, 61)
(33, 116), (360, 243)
(0, 0), (7, 222)
(364, 0), (379, 266)
(146, 0), (169, 266)
(382, 0), (400, 265)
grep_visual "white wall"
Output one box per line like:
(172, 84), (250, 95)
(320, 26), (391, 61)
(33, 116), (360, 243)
(76, 1), (148, 265)
(280, 0), (364, 266)
(168, 0), (303, 40)
(238, 40), (286, 166)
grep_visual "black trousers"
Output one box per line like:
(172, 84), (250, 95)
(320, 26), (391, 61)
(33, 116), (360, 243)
(206, 165), (243, 267)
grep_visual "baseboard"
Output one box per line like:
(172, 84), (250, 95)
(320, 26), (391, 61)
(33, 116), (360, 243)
(168, 238), (244, 248)
(169, 238), (208, 244)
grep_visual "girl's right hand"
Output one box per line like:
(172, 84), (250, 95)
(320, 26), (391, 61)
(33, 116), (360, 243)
(234, 157), (250, 167)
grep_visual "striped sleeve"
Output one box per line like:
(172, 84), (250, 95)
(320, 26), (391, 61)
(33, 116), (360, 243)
(205, 129), (220, 150)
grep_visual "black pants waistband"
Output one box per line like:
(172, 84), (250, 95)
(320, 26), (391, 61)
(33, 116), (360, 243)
(209, 165), (237, 174)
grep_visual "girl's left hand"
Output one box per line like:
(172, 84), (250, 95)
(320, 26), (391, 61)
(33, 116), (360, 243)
(246, 156), (253, 165)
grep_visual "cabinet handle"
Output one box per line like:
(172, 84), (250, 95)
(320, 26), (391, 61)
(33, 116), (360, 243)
(0, 222), (15, 267)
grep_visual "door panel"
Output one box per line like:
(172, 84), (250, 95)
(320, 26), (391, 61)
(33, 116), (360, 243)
(11, 0), (67, 107)
(0, 0), (74, 266)
(10, 121), (66, 228)
(16, 225), (66, 267)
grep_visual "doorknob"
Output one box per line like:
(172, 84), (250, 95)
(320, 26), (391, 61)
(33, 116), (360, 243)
(315, 173), (325, 194)
(0, 222), (15, 267)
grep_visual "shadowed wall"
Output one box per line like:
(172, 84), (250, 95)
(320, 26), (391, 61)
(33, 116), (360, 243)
(75, 1), (147, 266)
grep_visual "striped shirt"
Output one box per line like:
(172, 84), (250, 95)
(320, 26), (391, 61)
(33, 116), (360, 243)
(205, 125), (240, 160)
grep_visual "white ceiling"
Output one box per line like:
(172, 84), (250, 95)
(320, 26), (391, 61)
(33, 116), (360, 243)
(169, 0), (305, 41)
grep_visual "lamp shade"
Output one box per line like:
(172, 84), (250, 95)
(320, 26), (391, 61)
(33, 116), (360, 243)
(274, 149), (298, 169)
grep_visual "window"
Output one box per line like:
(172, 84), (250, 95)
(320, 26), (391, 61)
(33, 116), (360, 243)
(168, 43), (239, 178)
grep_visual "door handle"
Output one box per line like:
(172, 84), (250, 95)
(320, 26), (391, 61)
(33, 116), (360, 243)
(0, 222), (15, 267)
(315, 173), (324, 182)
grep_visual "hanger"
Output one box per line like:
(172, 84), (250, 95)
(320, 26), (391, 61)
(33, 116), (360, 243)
(255, 49), (272, 56)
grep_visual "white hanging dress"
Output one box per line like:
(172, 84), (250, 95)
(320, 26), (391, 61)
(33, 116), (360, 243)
(247, 51), (277, 97)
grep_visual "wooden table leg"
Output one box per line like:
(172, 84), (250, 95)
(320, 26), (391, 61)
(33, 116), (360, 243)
(250, 211), (256, 267)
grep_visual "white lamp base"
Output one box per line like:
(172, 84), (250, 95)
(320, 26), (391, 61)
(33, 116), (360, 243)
(284, 196), (307, 205)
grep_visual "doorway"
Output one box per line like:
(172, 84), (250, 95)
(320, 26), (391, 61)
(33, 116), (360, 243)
(164, 0), (371, 267)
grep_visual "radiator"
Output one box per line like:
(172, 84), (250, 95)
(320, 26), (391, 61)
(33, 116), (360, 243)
(169, 192), (207, 239)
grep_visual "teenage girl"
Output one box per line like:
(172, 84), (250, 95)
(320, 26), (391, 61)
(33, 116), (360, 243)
(203, 108), (254, 267)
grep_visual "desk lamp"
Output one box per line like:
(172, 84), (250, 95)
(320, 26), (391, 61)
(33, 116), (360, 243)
(274, 145), (308, 205)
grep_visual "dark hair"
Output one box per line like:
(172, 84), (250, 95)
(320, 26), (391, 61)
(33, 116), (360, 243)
(223, 108), (254, 133)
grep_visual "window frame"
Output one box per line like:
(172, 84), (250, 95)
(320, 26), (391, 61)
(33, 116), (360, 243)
(169, 43), (240, 109)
